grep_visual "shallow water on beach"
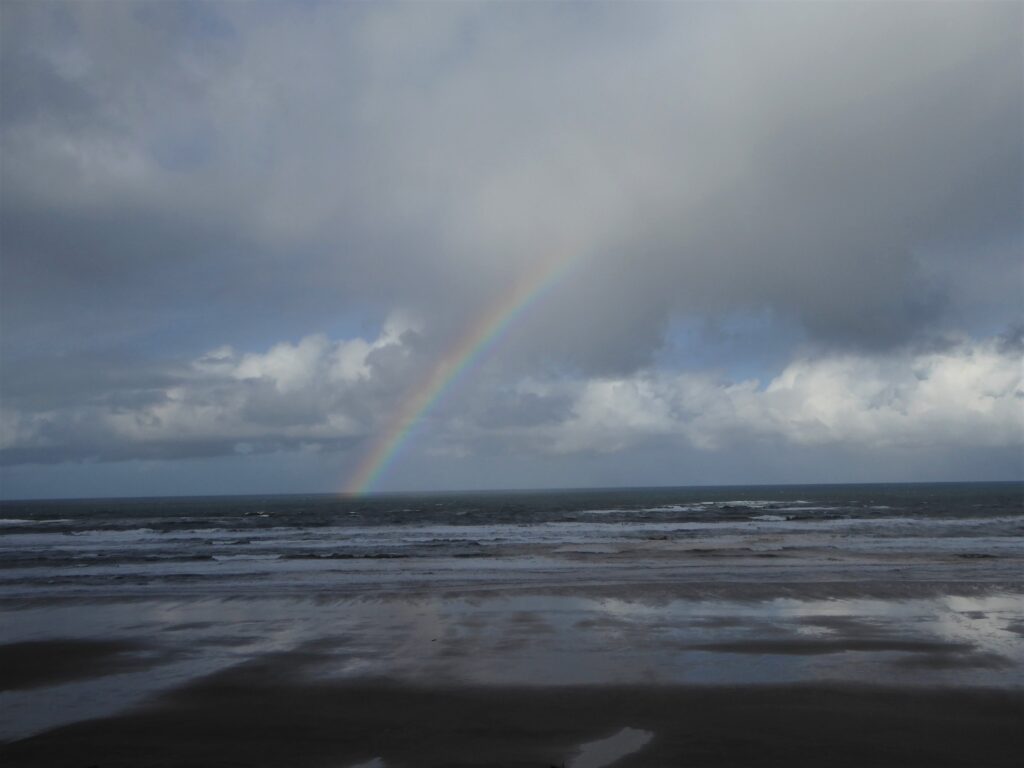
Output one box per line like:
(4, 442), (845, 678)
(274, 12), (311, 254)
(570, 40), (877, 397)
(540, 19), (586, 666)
(2, 590), (1023, 741)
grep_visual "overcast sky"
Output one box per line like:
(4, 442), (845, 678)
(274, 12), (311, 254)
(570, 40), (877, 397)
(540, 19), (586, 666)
(1, 0), (1021, 499)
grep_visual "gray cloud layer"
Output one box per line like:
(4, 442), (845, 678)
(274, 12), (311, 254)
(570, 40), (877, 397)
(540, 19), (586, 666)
(3, 324), (1021, 469)
(1, 1), (1021, 488)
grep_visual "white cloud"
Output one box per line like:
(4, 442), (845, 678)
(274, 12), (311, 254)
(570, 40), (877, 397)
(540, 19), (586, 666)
(538, 338), (1024, 454)
(0, 315), (419, 460)
(197, 313), (417, 392)
(1, 328), (1020, 468)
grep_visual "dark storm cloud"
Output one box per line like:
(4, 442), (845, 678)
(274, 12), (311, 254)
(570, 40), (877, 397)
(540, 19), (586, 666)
(4, 2), (1020, 361)
(0, 351), (176, 412)
(528, 1), (1022, 365)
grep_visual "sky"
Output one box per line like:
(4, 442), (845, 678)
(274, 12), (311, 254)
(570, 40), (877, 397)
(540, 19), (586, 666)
(1, 0), (1022, 499)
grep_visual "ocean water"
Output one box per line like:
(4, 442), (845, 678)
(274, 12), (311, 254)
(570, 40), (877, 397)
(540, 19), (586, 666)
(1, 482), (1021, 600)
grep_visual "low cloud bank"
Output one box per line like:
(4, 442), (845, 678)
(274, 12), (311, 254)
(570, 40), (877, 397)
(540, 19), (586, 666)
(536, 338), (1022, 454)
(3, 328), (1019, 466)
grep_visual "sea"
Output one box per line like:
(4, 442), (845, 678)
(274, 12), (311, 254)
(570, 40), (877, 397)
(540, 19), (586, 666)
(1, 482), (1021, 601)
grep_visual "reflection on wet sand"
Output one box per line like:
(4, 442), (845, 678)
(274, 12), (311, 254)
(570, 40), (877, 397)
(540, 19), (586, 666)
(569, 727), (653, 768)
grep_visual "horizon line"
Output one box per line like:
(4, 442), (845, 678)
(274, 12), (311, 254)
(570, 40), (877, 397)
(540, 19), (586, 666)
(3, 478), (1021, 504)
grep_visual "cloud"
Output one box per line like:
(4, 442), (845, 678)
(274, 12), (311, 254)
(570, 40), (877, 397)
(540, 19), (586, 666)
(0, 1), (1021, 489)
(0, 316), (419, 464)
(532, 338), (1024, 455)
(2, 1), (1020, 369)
(3, 326), (1020, 469)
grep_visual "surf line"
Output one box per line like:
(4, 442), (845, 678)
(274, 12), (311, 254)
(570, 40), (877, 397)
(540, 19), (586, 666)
(342, 252), (579, 496)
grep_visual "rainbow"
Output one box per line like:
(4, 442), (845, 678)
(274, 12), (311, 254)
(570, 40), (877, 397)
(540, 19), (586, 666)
(342, 251), (579, 496)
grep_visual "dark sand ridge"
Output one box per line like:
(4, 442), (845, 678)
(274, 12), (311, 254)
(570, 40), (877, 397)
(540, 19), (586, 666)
(2, 643), (1023, 768)
(0, 639), (170, 692)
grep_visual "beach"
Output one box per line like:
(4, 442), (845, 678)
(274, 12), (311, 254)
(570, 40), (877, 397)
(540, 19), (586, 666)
(1, 484), (1022, 766)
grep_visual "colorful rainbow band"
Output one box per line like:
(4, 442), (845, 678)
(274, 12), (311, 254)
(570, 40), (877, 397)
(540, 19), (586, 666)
(342, 251), (578, 495)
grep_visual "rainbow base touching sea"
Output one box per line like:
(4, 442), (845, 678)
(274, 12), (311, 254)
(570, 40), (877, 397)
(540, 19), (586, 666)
(342, 250), (579, 495)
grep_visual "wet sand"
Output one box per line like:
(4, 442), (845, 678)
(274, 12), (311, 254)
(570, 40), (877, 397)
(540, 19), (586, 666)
(0, 639), (154, 692)
(2, 645), (1022, 767)
(2, 600), (1024, 768)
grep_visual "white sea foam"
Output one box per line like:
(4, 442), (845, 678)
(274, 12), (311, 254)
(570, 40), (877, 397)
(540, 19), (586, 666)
(718, 500), (785, 507)
(0, 517), (73, 527)
(772, 506), (836, 512)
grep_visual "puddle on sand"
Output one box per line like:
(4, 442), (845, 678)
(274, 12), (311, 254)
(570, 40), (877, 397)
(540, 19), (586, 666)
(569, 727), (653, 768)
